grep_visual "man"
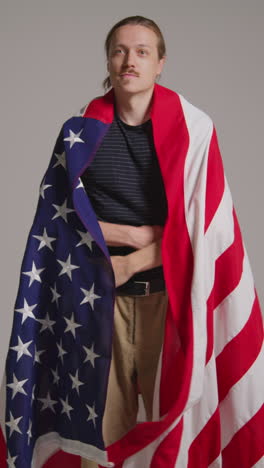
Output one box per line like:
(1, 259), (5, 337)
(3, 15), (264, 468)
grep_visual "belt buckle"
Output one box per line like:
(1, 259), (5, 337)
(134, 281), (150, 296)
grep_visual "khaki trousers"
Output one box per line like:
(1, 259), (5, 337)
(81, 290), (168, 468)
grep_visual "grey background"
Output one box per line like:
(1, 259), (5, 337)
(1, 0), (263, 375)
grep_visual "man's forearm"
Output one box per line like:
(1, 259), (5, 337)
(127, 238), (162, 275)
(98, 221), (133, 247)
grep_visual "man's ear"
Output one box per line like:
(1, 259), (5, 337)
(158, 55), (166, 75)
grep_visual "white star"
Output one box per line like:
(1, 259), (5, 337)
(7, 451), (17, 468)
(76, 178), (84, 189)
(80, 284), (101, 309)
(51, 366), (60, 385)
(50, 283), (61, 307)
(6, 411), (22, 436)
(86, 402), (98, 428)
(52, 199), (74, 223)
(69, 369), (84, 395)
(64, 129), (85, 149)
(76, 229), (93, 251)
(26, 420), (32, 445)
(64, 313), (81, 338)
(7, 373), (28, 399)
(34, 345), (46, 364)
(15, 299), (38, 324)
(57, 254), (79, 280)
(22, 261), (45, 287)
(57, 339), (67, 363)
(83, 343), (100, 368)
(37, 312), (56, 334)
(10, 336), (32, 362)
(33, 228), (56, 251)
(31, 385), (36, 405)
(39, 179), (52, 199)
(60, 395), (74, 420)
(52, 151), (66, 169)
(38, 391), (57, 413)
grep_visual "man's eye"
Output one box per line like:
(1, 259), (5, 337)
(138, 49), (147, 55)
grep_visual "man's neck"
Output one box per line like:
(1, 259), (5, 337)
(114, 86), (154, 126)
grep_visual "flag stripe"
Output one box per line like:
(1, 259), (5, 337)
(219, 342), (264, 449)
(187, 408), (221, 468)
(216, 296), (263, 402)
(222, 405), (264, 468)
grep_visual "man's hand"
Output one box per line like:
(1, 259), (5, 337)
(111, 238), (162, 287)
(110, 255), (134, 287)
(98, 221), (163, 249)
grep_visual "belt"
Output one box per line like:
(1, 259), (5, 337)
(115, 277), (166, 296)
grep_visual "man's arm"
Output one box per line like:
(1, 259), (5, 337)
(98, 221), (163, 250)
(110, 239), (162, 287)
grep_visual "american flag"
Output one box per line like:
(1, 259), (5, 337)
(1, 84), (263, 467)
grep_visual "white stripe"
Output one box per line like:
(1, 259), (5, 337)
(214, 251), (255, 357)
(208, 455), (222, 468)
(31, 432), (111, 468)
(204, 179), (234, 299)
(251, 456), (264, 467)
(220, 342), (264, 449)
(123, 416), (181, 468)
(176, 355), (218, 467)
(180, 95), (213, 409)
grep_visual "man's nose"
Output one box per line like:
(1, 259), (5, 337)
(123, 50), (136, 67)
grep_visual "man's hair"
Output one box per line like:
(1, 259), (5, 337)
(103, 15), (166, 92)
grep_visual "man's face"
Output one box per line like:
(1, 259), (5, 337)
(107, 24), (165, 95)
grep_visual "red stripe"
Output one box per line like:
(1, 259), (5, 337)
(150, 418), (183, 468)
(0, 427), (6, 466)
(222, 405), (264, 468)
(216, 295), (263, 402)
(187, 408), (221, 468)
(205, 128), (225, 233)
(43, 451), (81, 468)
(206, 210), (244, 363)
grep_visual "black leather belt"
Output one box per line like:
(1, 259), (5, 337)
(116, 277), (166, 296)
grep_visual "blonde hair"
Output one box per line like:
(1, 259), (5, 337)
(102, 15), (166, 91)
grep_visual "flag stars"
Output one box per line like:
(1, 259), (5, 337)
(34, 345), (46, 364)
(64, 129), (85, 149)
(7, 373), (28, 399)
(10, 336), (32, 362)
(76, 230), (93, 251)
(57, 339), (67, 364)
(26, 420), (32, 445)
(51, 366), (60, 385)
(37, 312), (56, 334)
(86, 402), (98, 428)
(83, 343), (100, 368)
(64, 313), (81, 338)
(60, 395), (74, 420)
(22, 261), (45, 287)
(69, 369), (84, 396)
(50, 282), (61, 307)
(7, 451), (17, 468)
(38, 391), (57, 413)
(52, 151), (66, 170)
(33, 228), (56, 251)
(52, 199), (74, 223)
(6, 411), (23, 436)
(15, 299), (38, 324)
(80, 284), (101, 310)
(57, 254), (79, 280)
(39, 178), (52, 199)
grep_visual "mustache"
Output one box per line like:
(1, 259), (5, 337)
(120, 69), (139, 77)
